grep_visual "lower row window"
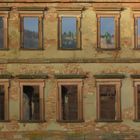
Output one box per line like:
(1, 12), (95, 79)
(1, 78), (140, 122)
(0, 80), (9, 121)
(57, 79), (83, 122)
(96, 79), (121, 121)
(20, 80), (45, 122)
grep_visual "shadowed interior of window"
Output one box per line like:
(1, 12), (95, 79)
(137, 85), (140, 119)
(61, 85), (78, 121)
(99, 85), (116, 120)
(0, 85), (4, 120)
(0, 17), (4, 48)
(23, 85), (40, 121)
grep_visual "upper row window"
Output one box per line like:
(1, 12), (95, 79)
(59, 17), (81, 50)
(22, 17), (39, 49)
(134, 14), (140, 49)
(1, 10), (140, 50)
(97, 13), (120, 50)
(0, 13), (8, 49)
(20, 12), (43, 50)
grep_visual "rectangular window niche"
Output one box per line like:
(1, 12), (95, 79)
(57, 8), (82, 50)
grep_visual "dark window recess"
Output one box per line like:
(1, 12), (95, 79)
(0, 17), (4, 48)
(0, 85), (4, 120)
(137, 85), (140, 119)
(23, 86), (40, 121)
(61, 85), (78, 121)
(99, 85), (116, 120)
(23, 17), (39, 49)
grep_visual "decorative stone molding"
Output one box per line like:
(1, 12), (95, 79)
(93, 7), (123, 12)
(15, 74), (48, 79)
(17, 7), (45, 11)
(54, 74), (87, 79)
(94, 74), (125, 79)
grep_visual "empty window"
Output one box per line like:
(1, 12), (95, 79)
(57, 80), (83, 122)
(96, 79), (121, 121)
(137, 85), (140, 119)
(61, 85), (78, 120)
(133, 80), (140, 120)
(0, 17), (4, 48)
(23, 86), (40, 121)
(0, 80), (9, 121)
(20, 80), (45, 122)
(99, 85), (116, 120)
(0, 85), (5, 120)
(20, 16), (43, 49)
(97, 14), (120, 50)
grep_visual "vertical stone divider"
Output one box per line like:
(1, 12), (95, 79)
(9, 78), (20, 122)
(9, 7), (20, 51)
(44, 7), (58, 50)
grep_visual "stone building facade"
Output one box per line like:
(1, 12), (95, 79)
(0, 0), (140, 140)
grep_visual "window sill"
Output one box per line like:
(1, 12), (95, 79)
(95, 119), (122, 123)
(133, 48), (140, 50)
(96, 48), (121, 51)
(133, 119), (140, 122)
(57, 120), (84, 123)
(20, 48), (44, 51)
(58, 48), (81, 51)
(19, 120), (46, 123)
(0, 120), (10, 122)
(0, 48), (9, 51)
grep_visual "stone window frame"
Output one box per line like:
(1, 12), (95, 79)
(0, 79), (9, 121)
(96, 10), (121, 50)
(134, 12), (140, 49)
(56, 79), (83, 122)
(19, 79), (45, 122)
(95, 79), (122, 122)
(133, 79), (140, 121)
(19, 11), (43, 50)
(58, 8), (82, 50)
(0, 11), (9, 50)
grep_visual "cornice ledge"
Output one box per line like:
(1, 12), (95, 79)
(54, 74), (87, 79)
(130, 74), (140, 79)
(15, 74), (48, 79)
(93, 7), (123, 11)
(55, 6), (85, 11)
(132, 8), (140, 12)
(0, 74), (13, 79)
(94, 73), (125, 79)
(17, 7), (46, 11)
(0, 7), (11, 11)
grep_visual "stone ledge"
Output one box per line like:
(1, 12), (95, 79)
(18, 7), (45, 11)
(0, 74), (13, 79)
(16, 74), (48, 79)
(130, 74), (140, 79)
(94, 74), (125, 79)
(57, 119), (85, 123)
(54, 74), (87, 79)
(2, 58), (140, 64)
